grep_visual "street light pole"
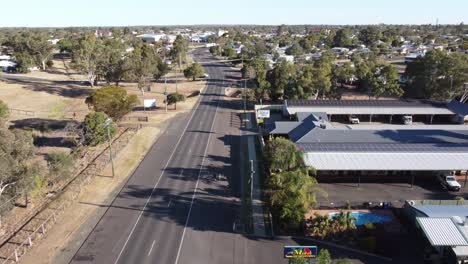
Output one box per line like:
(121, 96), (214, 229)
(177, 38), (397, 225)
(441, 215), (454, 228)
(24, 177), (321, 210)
(105, 118), (115, 178)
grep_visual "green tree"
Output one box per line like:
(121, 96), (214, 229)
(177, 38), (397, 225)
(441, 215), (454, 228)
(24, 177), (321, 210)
(99, 38), (126, 86)
(333, 62), (355, 87)
(26, 33), (53, 71)
(0, 127), (36, 202)
(242, 58), (270, 101)
(285, 43), (304, 56)
(86, 86), (139, 120)
(222, 47), (237, 59)
(368, 65), (403, 98)
(14, 52), (35, 73)
(82, 112), (116, 146)
(170, 35), (189, 65)
(358, 26), (382, 47)
(299, 33), (319, 53)
(267, 169), (319, 229)
(313, 55), (334, 99)
(209, 45), (222, 56)
(123, 42), (166, 92)
(8, 33), (53, 71)
(183, 63), (205, 81)
(316, 249), (332, 264)
(57, 38), (73, 53)
(70, 34), (104, 87)
(166, 92), (186, 110)
(405, 50), (468, 100)
(333, 28), (352, 47)
(264, 138), (304, 173)
(268, 60), (296, 100)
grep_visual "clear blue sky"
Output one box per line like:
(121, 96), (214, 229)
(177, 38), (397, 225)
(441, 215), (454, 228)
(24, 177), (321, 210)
(4, 0), (467, 27)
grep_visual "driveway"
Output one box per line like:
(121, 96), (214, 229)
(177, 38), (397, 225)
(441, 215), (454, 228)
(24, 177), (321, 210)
(316, 174), (468, 207)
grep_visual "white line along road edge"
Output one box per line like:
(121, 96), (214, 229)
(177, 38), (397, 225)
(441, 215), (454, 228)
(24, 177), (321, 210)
(113, 78), (208, 264)
(174, 78), (222, 264)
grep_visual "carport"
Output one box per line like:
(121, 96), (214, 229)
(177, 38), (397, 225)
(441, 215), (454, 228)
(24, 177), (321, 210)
(299, 144), (468, 188)
(284, 99), (465, 125)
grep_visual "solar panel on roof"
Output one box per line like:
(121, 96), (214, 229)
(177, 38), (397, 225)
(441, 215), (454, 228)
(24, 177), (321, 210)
(295, 143), (468, 152)
(286, 99), (447, 108)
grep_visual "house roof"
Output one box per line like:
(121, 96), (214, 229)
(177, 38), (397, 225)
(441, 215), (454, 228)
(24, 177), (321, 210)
(416, 217), (468, 246)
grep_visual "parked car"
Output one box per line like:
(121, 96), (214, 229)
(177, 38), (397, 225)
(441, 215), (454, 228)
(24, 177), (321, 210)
(402, 115), (413, 125)
(203, 73), (209, 78)
(438, 173), (461, 191)
(349, 115), (360, 124)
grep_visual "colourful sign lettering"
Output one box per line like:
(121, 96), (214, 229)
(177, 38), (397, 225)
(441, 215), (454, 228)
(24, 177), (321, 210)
(284, 246), (318, 259)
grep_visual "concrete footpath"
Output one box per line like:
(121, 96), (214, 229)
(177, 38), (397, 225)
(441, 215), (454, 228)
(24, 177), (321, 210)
(245, 112), (266, 236)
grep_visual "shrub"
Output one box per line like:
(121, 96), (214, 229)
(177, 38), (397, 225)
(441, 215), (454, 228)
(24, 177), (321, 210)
(183, 63), (205, 81)
(86, 86), (139, 120)
(316, 249), (332, 264)
(0, 100), (10, 121)
(167, 92), (186, 109)
(45, 151), (75, 184)
(82, 112), (116, 146)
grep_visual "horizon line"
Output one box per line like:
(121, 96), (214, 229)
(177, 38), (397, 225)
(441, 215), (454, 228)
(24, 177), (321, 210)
(0, 22), (465, 29)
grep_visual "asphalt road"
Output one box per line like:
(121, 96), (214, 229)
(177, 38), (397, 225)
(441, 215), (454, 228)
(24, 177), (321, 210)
(69, 48), (243, 264)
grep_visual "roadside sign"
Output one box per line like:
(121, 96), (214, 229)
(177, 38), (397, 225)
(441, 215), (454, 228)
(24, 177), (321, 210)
(144, 99), (156, 108)
(284, 246), (317, 259)
(257, 109), (270, 118)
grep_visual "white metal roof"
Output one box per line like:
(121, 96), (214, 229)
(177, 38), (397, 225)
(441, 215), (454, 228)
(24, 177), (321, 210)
(416, 217), (468, 246)
(303, 152), (468, 171)
(452, 246), (468, 257)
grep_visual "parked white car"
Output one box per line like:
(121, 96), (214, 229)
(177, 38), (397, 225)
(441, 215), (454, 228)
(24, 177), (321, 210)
(438, 174), (461, 191)
(349, 115), (360, 124)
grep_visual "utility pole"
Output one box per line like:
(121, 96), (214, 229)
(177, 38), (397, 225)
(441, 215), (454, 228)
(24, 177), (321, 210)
(164, 74), (168, 113)
(105, 118), (115, 178)
(242, 58), (246, 115)
(250, 160), (254, 202)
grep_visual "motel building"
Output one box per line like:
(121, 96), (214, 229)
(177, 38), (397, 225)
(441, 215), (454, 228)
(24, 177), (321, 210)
(259, 99), (468, 185)
(403, 200), (468, 263)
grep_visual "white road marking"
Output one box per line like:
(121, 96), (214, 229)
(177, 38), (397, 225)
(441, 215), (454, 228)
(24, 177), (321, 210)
(113, 81), (206, 264)
(147, 240), (156, 256)
(174, 71), (221, 264)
